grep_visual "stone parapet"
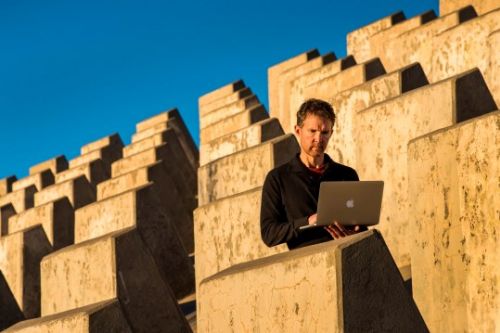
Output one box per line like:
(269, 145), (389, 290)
(198, 80), (245, 107)
(79, 133), (123, 155)
(12, 170), (54, 192)
(54, 159), (109, 186)
(199, 87), (253, 116)
(28, 156), (68, 176)
(75, 183), (194, 299)
(198, 230), (427, 332)
(40, 228), (191, 332)
(200, 95), (260, 129)
(194, 187), (288, 288)
(440, 0), (500, 16)
(0, 186), (37, 216)
(408, 111), (500, 333)
(69, 143), (122, 171)
(198, 134), (299, 205)
(34, 176), (95, 210)
(0, 176), (17, 197)
(200, 118), (284, 166)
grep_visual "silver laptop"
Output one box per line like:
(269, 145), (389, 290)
(300, 181), (384, 230)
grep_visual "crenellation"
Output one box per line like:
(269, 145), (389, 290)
(34, 176), (95, 210)
(54, 159), (109, 186)
(198, 80), (245, 107)
(79, 133), (123, 155)
(441, 0), (500, 16)
(200, 94), (260, 129)
(0, 186), (37, 217)
(28, 156), (68, 176)
(199, 87), (253, 116)
(12, 170), (54, 192)
(0, 176), (17, 197)
(70, 144), (122, 170)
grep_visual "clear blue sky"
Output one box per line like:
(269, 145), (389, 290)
(0, 0), (438, 179)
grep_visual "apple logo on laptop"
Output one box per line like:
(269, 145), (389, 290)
(346, 199), (354, 208)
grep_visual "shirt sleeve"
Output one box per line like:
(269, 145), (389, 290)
(260, 171), (308, 247)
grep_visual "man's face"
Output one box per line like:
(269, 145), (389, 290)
(295, 113), (333, 158)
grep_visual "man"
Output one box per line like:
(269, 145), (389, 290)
(260, 98), (365, 249)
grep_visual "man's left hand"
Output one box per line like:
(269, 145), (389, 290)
(324, 222), (363, 239)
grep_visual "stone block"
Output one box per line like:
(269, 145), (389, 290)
(408, 111), (500, 333)
(347, 11), (406, 62)
(199, 87), (253, 116)
(123, 128), (168, 157)
(34, 176), (96, 210)
(354, 69), (497, 267)
(54, 159), (109, 186)
(1, 204), (16, 236)
(441, 0), (500, 15)
(200, 94), (260, 129)
(200, 118), (284, 166)
(133, 109), (198, 169)
(198, 230), (427, 332)
(28, 156), (68, 176)
(273, 52), (337, 132)
(489, 29), (500, 105)
(268, 49), (319, 115)
(75, 183), (195, 299)
(198, 80), (245, 107)
(194, 187), (288, 288)
(326, 63), (429, 166)
(200, 105), (269, 144)
(80, 133), (123, 155)
(0, 176), (17, 196)
(198, 134), (299, 205)
(0, 227), (52, 324)
(3, 300), (132, 333)
(7, 198), (74, 250)
(0, 186), (37, 216)
(70, 144), (122, 170)
(97, 161), (194, 253)
(41, 228), (191, 332)
(12, 170), (54, 192)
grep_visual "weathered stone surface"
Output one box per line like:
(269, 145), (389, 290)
(124, 128), (169, 157)
(200, 105), (269, 144)
(326, 63), (429, 166)
(194, 187), (287, 288)
(489, 29), (500, 105)
(54, 159), (109, 186)
(0, 186), (37, 216)
(198, 230), (427, 332)
(274, 52), (337, 132)
(28, 156), (68, 176)
(347, 11), (406, 62)
(441, 0), (500, 15)
(0, 271), (24, 331)
(34, 176), (96, 210)
(198, 134), (299, 205)
(354, 69), (497, 267)
(97, 161), (194, 253)
(268, 49), (319, 116)
(3, 300), (132, 333)
(70, 144), (122, 171)
(0, 227), (52, 324)
(133, 109), (198, 169)
(41, 228), (191, 332)
(199, 87), (253, 116)
(12, 170), (54, 192)
(0, 176), (17, 196)
(8, 198), (74, 250)
(200, 118), (284, 166)
(75, 183), (194, 299)
(408, 111), (500, 333)
(198, 80), (245, 107)
(112, 145), (167, 177)
(200, 95), (260, 129)
(80, 133), (123, 155)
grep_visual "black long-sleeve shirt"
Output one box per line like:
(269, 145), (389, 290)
(260, 154), (359, 249)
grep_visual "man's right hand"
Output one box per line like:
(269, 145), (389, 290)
(308, 213), (318, 225)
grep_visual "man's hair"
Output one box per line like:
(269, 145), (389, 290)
(296, 98), (335, 127)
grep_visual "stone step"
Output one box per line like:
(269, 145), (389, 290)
(200, 105), (269, 144)
(327, 62), (429, 166)
(124, 128), (171, 157)
(0, 186), (37, 217)
(198, 80), (245, 107)
(272, 52), (337, 127)
(441, 0), (500, 15)
(200, 118), (284, 166)
(112, 144), (167, 177)
(268, 49), (320, 115)
(7, 198), (74, 250)
(353, 68), (497, 268)
(40, 228), (191, 332)
(133, 109), (198, 169)
(0, 226), (52, 330)
(12, 170), (54, 192)
(97, 161), (194, 253)
(198, 133), (299, 205)
(197, 230), (427, 332)
(34, 176), (96, 210)
(28, 156), (68, 176)
(54, 159), (109, 186)
(80, 133), (123, 155)
(75, 183), (194, 299)
(408, 111), (499, 333)
(347, 11), (406, 62)
(69, 143), (123, 170)
(194, 187), (288, 288)
(200, 94), (260, 129)
(0, 176), (17, 196)
(3, 300), (132, 333)
(199, 87), (253, 116)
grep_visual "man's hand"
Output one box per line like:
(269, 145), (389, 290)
(324, 222), (363, 239)
(308, 213), (318, 225)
